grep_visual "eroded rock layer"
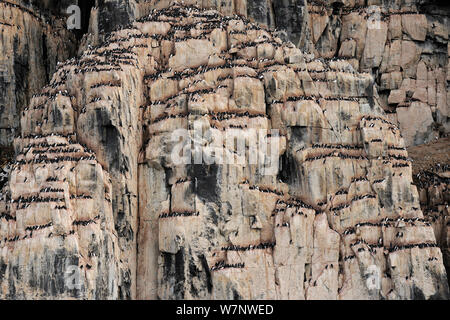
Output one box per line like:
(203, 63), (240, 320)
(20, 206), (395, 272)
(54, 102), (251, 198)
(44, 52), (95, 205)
(60, 0), (450, 148)
(304, 0), (450, 147)
(1, 0), (449, 149)
(0, 0), (77, 146)
(0, 5), (448, 299)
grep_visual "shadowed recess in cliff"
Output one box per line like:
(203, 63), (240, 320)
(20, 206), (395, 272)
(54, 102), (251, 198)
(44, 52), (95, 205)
(189, 164), (219, 204)
(76, 0), (95, 39)
(97, 0), (134, 33)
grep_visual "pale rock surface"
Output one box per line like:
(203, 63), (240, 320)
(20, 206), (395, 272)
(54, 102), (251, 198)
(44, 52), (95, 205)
(397, 102), (437, 146)
(2, 0), (450, 149)
(305, 0), (450, 147)
(0, 5), (448, 300)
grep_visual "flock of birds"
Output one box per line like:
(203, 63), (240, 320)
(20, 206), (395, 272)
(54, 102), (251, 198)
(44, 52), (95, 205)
(210, 260), (245, 271)
(72, 215), (100, 226)
(305, 152), (369, 162)
(13, 155), (96, 167)
(1, 229), (77, 244)
(275, 198), (314, 210)
(415, 165), (450, 189)
(308, 0), (421, 18)
(248, 185), (284, 196)
(220, 242), (276, 252)
(12, 195), (65, 205)
(6, 0), (382, 154)
(387, 242), (439, 253)
(272, 95), (365, 105)
(343, 216), (433, 236)
(159, 211), (200, 218)
(349, 238), (439, 254)
(0, 3), (447, 290)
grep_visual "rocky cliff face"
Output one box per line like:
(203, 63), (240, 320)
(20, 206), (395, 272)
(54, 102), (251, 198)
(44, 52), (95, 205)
(0, 4), (448, 300)
(1, 1), (449, 148)
(304, 0), (450, 148)
(60, 0), (450, 148)
(0, 0), (77, 146)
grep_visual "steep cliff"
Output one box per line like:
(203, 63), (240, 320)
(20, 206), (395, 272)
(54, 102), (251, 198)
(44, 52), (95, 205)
(70, 0), (450, 148)
(0, 0), (77, 146)
(0, 4), (448, 299)
(304, 0), (450, 147)
(1, 0), (449, 148)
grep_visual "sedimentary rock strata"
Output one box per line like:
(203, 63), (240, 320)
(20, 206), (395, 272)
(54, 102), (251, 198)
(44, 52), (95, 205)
(0, 5), (448, 299)
(0, 0), (77, 146)
(304, 0), (450, 147)
(84, 0), (450, 147)
(1, 0), (449, 149)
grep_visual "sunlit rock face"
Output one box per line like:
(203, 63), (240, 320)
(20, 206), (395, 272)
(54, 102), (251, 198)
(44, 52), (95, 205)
(0, 4), (448, 299)
(303, 0), (450, 147)
(82, 0), (450, 148)
(2, 0), (449, 149)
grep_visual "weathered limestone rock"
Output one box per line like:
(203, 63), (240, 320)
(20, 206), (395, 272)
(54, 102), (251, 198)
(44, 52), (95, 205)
(388, 89), (406, 105)
(397, 102), (437, 146)
(0, 5), (448, 300)
(0, 1), (77, 146)
(402, 14), (428, 42)
(3, 0), (450, 150)
(306, 0), (450, 146)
